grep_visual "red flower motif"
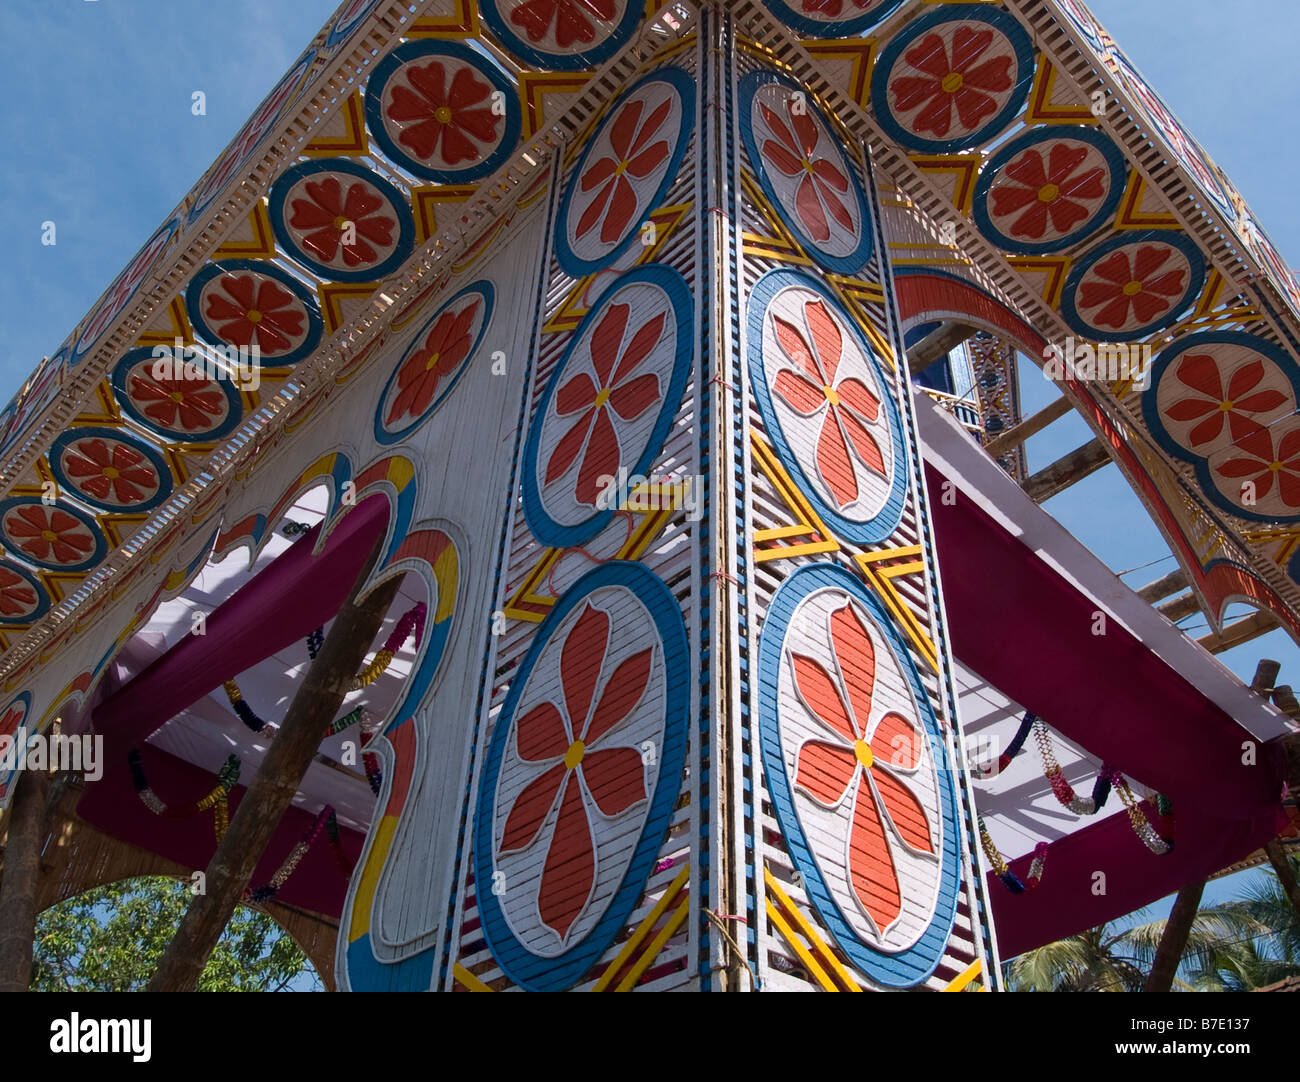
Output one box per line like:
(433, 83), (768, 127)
(800, 0), (874, 14)
(203, 274), (306, 355)
(1216, 425), (1300, 507)
(0, 568), (36, 618)
(771, 299), (885, 509)
(1078, 245), (1187, 329)
(1163, 353), (1285, 448)
(287, 176), (398, 266)
(575, 96), (673, 245)
(758, 99), (853, 244)
(546, 302), (664, 505)
(790, 602), (932, 934)
(62, 439), (157, 505)
(384, 61), (503, 165)
(0, 705), (22, 737)
(889, 26), (1014, 138)
(989, 143), (1107, 240)
(3, 506), (95, 566)
(386, 300), (480, 426)
(500, 603), (653, 939)
(510, 0), (615, 48)
(127, 371), (226, 433)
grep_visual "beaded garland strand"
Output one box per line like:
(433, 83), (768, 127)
(1033, 719), (1113, 815)
(128, 750), (241, 840)
(306, 625), (385, 796)
(1113, 774), (1175, 855)
(977, 816), (1047, 894)
(974, 710), (1036, 778)
(244, 805), (349, 903)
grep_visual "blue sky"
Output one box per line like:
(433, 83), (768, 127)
(0, 0), (1295, 942)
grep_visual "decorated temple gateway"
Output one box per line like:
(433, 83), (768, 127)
(1, 0), (1298, 993)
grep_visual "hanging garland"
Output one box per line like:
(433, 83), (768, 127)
(1033, 719), (1113, 815)
(244, 805), (349, 904)
(978, 816), (1047, 894)
(128, 750), (240, 841)
(974, 710), (1036, 778)
(350, 602), (427, 690)
(1113, 774), (1175, 855)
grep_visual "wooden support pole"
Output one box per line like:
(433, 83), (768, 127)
(1020, 438), (1112, 503)
(1264, 839), (1300, 919)
(1143, 878), (1205, 993)
(1156, 592), (1200, 623)
(906, 321), (974, 375)
(0, 766), (51, 992)
(1136, 568), (1190, 605)
(1197, 611), (1280, 654)
(983, 396), (1073, 458)
(147, 536), (400, 992)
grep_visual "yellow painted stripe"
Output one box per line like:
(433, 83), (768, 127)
(453, 963), (494, 992)
(592, 863), (690, 992)
(432, 545), (459, 623)
(615, 899), (690, 992)
(763, 869), (861, 992)
(348, 815), (396, 942)
(942, 958), (984, 992)
(756, 540), (840, 562)
(755, 524), (818, 541)
(765, 900), (839, 992)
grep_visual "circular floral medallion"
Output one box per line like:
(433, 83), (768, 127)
(0, 561), (49, 626)
(269, 160), (416, 282)
(1060, 230), (1205, 341)
(374, 281), (495, 445)
(1144, 331), (1300, 523)
(762, 0), (906, 38)
(478, 0), (643, 72)
(748, 268), (908, 543)
(522, 264), (693, 548)
(186, 260), (323, 367)
(0, 498), (106, 573)
(71, 217), (180, 366)
(49, 428), (173, 514)
(871, 6), (1034, 153)
(474, 561), (689, 991)
(554, 67), (694, 278)
(972, 126), (1126, 254)
(0, 693), (32, 802)
(365, 41), (520, 183)
(739, 71), (874, 274)
(758, 563), (961, 987)
(111, 346), (243, 443)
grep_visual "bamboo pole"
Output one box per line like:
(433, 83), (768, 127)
(906, 321), (974, 375)
(1143, 878), (1205, 993)
(147, 535), (400, 991)
(1020, 438), (1112, 503)
(983, 396), (1073, 458)
(0, 766), (51, 991)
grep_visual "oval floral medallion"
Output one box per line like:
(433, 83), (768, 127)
(0, 561), (48, 626)
(0, 498), (106, 574)
(0, 692), (32, 803)
(522, 264), (692, 548)
(554, 67), (694, 278)
(474, 561), (689, 991)
(186, 260), (324, 367)
(762, 0), (906, 38)
(374, 281), (495, 445)
(478, 0), (644, 72)
(49, 428), (173, 514)
(365, 40), (520, 183)
(758, 563), (961, 987)
(111, 346), (243, 443)
(748, 268), (908, 543)
(739, 70), (874, 274)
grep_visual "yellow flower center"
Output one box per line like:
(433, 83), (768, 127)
(424, 350), (441, 372)
(613, 160), (629, 176)
(41, 529), (58, 543)
(941, 72), (964, 94)
(169, 392), (185, 404)
(1270, 460), (1285, 473)
(434, 106), (453, 124)
(564, 740), (586, 769)
(594, 387), (612, 408)
(334, 215), (350, 231)
(1219, 399), (1234, 412)
(1037, 183), (1060, 203)
(802, 158), (816, 175)
(854, 739), (874, 770)
(823, 385), (840, 407)
(103, 467), (119, 480)
(1122, 280), (1143, 297)
(246, 310), (262, 324)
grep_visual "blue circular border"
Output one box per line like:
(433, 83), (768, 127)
(110, 346), (244, 444)
(478, 0), (643, 72)
(972, 125), (1126, 255)
(1142, 330), (1300, 524)
(48, 427), (174, 515)
(473, 560), (690, 991)
(0, 498), (107, 574)
(757, 562), (961, 988)
(748, 267), (909, 543)
(870, 5), (1035, 154)
(553, 67), (696, 279)
(373, 280), (496, 446)
(185, 259), (324, 367)
(268, 159), (416, 283)
(738, 70), (874, 275)
(522, 264), (693, 549)
(0, 560), (49, 626)
(762, 0), (907, 38)
(364, 40), (521, 184)
(1059, 229), (1206, 342)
